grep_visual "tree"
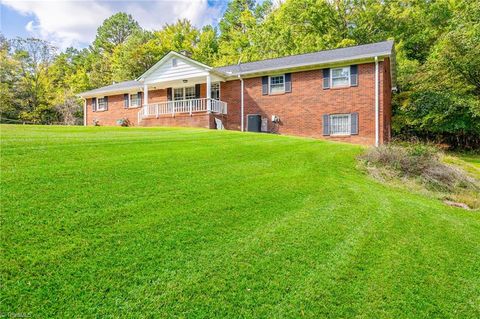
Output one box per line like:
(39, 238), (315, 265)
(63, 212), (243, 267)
(9, 38), (57, 123)
(93, 12), (140, 54)
(216, 0), (267, 65)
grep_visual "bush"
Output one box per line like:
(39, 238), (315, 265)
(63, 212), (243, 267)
(359, 143), (478, 192)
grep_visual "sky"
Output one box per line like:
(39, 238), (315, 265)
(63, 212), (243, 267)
(0, 0), (230, 50)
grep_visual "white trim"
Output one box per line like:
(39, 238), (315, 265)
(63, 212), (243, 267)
(221, 52), (391, 78)
(330, 67), (351, 88)
(210, 82), (221, 100)
(268, 74), (285, 94)
(143, 84), (149, 107)
(130, 93), (140, 108)
(375, 56), (379, 147)
(137, 51), (213, 81)
(173, 86), (196, 101)
(330, 113), (352, 136)
(97, 97), (107, 111)
(83, 99), (87, 126)
(239, 75), (244, 132)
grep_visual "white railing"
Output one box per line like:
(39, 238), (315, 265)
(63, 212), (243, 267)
(137, 98), (227, 123)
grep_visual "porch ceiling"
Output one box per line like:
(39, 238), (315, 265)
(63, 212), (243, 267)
(146, 75), (224, 90)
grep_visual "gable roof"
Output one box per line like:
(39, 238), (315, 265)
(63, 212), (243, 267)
(214, 40), (394, 76)
(78, 80), (143, 98)
(137, 51), (212, 81)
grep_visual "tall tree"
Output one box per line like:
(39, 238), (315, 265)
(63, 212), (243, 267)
(93, 12), (140, 54)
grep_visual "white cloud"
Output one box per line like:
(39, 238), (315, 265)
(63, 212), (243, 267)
(1, 0), (225, 49)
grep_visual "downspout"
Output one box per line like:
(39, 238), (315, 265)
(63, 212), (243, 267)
(83, 98), (87, 126)
(375, 56), (379, 147)
(238, 75), (244, 132)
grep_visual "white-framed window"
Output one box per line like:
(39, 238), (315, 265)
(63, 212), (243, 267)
(185, 86), (196, 100)
(173, 87), (195, 101)
(97, 97), (107, 111)
(331, 67), (350, 88)
(211, 82), (220, 100)
(330, 114), (351, 135)
(173, 87), (184, 101)
(172, 58), (178, 67)
(130, 93), (140, 107)
(269, 75), (285, 94)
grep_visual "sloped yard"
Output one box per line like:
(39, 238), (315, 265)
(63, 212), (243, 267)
(1, 125), (479, 318)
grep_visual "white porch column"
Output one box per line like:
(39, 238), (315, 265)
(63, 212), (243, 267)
(206, 74), (212, 112)
(143, 83), (149, 106)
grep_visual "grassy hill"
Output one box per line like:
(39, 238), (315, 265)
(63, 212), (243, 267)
(1, 125), (479, 318)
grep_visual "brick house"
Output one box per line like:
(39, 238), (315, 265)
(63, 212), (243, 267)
(79, 41), (396, 145)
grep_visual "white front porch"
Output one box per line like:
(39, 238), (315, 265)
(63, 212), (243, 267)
(138, 98), (227, 123)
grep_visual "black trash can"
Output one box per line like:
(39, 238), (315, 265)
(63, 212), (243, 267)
(247, 115), (261, 132)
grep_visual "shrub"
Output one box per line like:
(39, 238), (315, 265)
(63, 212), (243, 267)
(359, 143), (478, 193)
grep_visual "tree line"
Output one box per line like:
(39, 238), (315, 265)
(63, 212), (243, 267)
(0, 0), (478, 148)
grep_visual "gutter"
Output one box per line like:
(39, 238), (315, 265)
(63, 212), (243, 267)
(375, 56), (379, 147)
(83, 99), (87, 126)
(238, 75), (244, 132)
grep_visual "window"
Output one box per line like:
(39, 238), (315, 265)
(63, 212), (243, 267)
(130, 93), (140, 107)
(331, 67), (350, 87)
(97, 97), (107, 111)
(269, 75), (285, 94)
(172, 58), (177, 67)
(185, 87), (196, 100)
(211, 82), (220, 100)
(173, 87), (184, 101)
(330, 114), (351, 135)
(173, 87), (195, 101)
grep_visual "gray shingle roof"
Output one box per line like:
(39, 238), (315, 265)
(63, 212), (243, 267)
(214, 40), (394, 76)
(78, 80), (143, 97)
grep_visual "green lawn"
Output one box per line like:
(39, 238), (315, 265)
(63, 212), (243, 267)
(1, 125), (479, 318)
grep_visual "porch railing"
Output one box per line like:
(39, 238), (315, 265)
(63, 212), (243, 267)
(137, 98), (227, 123)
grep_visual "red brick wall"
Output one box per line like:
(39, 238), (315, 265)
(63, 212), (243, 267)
(85, 64), (392, 146)
(141, 113), (211, 128)
(221, 61), (391, 145)
(85, 84), (207, 127)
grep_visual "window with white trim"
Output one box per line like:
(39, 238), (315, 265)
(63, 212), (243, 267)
(172, 58), (177, 67)
(331, 67), (350, 88)
(211, 82), (220, 100)
(173, 88), (183, 101)
(130, 93), (140, 107)
(97, 97), (107, 111)
(330, 114), (351, 135)
(269, 75), (285, 94)
(173, 87), (195, 100)
(185, 86), (196, 100)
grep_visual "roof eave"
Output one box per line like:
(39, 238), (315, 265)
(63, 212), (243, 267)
(77, 85), (144, 99)
(219, 51), (392, 78)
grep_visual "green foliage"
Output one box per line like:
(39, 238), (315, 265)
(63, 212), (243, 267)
(92, 12), (140, 54)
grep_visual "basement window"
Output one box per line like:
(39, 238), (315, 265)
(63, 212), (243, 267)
(330, 114), (351, 135)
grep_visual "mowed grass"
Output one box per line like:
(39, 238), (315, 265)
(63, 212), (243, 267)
(1, 125), (479, 318)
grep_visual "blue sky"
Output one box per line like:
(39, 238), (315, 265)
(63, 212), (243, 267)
(0, 0), (230, 49)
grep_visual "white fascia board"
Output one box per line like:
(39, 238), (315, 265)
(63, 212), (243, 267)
(220, 52), (392, 79)
(137, 51), (213, 81)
